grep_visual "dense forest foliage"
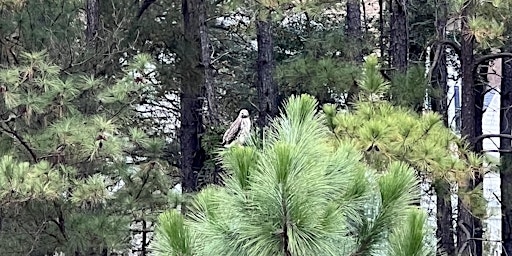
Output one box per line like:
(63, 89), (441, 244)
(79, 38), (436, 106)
(1, 0), (512, 255)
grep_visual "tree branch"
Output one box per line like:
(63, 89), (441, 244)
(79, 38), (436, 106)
(0, 125), (38, 163)
(473, 53), (512, 72)
(426, 39), (461, 56)
(136, 0), (157, 20)
(475, 133), (512, 142)
(438, 40), (461, 56)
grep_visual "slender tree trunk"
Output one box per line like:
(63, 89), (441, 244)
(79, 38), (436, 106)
(379, 0), (385, 60)
(345, 0), (362, 104)
(459, 1), (483, 152)
(198, 0), (218, 125)
(82, 0), (101, 115)
(346, 0), (362, 61)
(435, 180), (456, 256)
(430, 46), (448, 124)
(501, 51), (512, 255)
(389, 0), (408, 72)
(180, 0), (208, 192)
(430, 1), (453, 254)
(256, 12), (278, 134)
(430, 0), (448, 125)
(458, 1), (483, 254)
(85, 0), (99, 44)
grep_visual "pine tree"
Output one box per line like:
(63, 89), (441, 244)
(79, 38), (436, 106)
(151, 93), (435, 256)
(323, 55), (488, 255)
(0, 51), (175, 255)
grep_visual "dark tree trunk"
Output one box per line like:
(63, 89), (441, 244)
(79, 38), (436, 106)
(379, 0), (386, 61)
(85, 0), (99, 76)
(389, 0), (408, 72)
(430, 0), (448, 126)
(430, 46), (448, 125)
(501, 51), (512, 256)
(256, 13), (278, 133)
(198, 0), (218, 125)
(459, 4), (483, 153)
(346, 0), (362, 61)
(180, 0), (208, 192)
(345, 0), (362, 104)
(430, 1), (452, 254)
(435, 180), (456, 256)
(85, 0), (99, 44)
(457, 1), (483, 255)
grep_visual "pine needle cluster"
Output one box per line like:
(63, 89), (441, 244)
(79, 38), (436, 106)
(323, 54), (489, 218)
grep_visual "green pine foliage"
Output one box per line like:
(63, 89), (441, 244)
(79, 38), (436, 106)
(323, 55), (489, 218)
(387, 208), (435, 256)
(0, 51), (178, 254)
(276, 55), (361, 104)
(389, 64), (431, 111)
(151, 94), (435, 256)
(274, 18), (373, 106)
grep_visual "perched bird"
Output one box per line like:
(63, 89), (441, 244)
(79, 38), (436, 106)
(222, 109), (251, 147)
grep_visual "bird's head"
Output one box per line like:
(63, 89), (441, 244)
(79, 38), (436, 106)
(239, 109), (250, 118)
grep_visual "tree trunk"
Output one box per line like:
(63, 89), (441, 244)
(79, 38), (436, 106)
(430, 46), (448, 125)
(457, 1), (483, 254)
(180, 0), (208, 192)
(501, 51), (512, 255)
(430, 0), (448, 126)
(346, 0), (362, 61)
(85, 0), (99, 44)
(389, 0), (408, 72)
(435, 180), (456, 256)
(85, 0), (99, 75)
(430, 1), (453, 252)
(345, 0), (362, 104)
(256, 13), (278, 134)
(379, 0), (386, 61)
(198, 0), (218, 125)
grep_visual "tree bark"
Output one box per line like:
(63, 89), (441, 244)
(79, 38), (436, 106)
(345, 0), (362, 104)
(256, 13), (278, 133)
(430, 1), (453, 254)
(430, 0), (448, 126)
(457, 1), (483, 254)
(435, 180), (456, 256)
(180, 0), (208, 192)
(379, 0), (385, 60)
(85, 0), (99, 44)
(501, 50), (512, 255)
(434, 180), (455, 256)
(198, 0), (218, 125)
(346, 0), (362, 61)
(389, 0), (408, 72)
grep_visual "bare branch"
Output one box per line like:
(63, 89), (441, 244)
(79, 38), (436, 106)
(0, 125), (38, 163)
(475, 133), (512, 142)
(426, 39), (462, 56)
(473, 53), (512, 72)
(136, 0), (157, 20)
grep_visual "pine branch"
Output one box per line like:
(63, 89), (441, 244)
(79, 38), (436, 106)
(0, 124), (38, 163)
(134, 169), (152, 200)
